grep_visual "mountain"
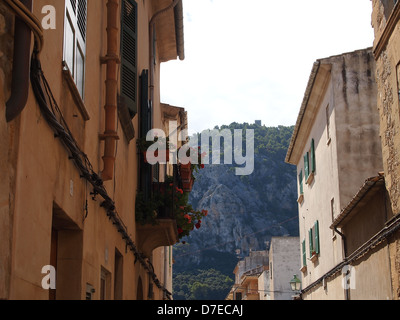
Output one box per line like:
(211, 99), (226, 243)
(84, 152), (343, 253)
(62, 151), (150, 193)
(173, 123), (299, 300)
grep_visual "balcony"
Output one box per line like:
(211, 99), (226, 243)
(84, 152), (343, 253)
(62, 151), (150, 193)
(136, 165), (187, 257)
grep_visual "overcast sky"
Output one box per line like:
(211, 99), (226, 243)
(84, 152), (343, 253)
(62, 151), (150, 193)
(160, 0), (375, 135)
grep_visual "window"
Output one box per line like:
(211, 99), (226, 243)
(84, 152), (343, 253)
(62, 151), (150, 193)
(309, 221), (320, 258)
(297, 170), (304, 204)
(120, 0), (138, 118)
(304, 152), (310, 180)
(63, 0), (87, 98)
(326, 104), (330, 142)
(382, 0), (398, 20)
(298, 171), (304, 195)
(331, 198), (335, 236)
(310, 139), (316, 174)
(397, 63), (400, 103)
(304, 139), (316, 184)
(301, 239), (307, 268)
(100, 267), (111, 300)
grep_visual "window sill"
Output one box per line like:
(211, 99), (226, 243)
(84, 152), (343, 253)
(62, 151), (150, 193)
(297, 194), (304, 204)
(306, 172), (314, 185)
(62, 62), (90, 121)
(310, 253), (318, 263)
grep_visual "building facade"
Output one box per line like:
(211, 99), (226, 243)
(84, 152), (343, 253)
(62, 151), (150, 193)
(0, 0), (186, 300)
(226, 237), (300, 301)
(371, 0), (400, 299)
(266, 237), (300, 300)
(285, 48), (394, 299)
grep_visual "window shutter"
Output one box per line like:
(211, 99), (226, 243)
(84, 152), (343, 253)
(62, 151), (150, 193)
(309, 228), (313, 257)
(121, 0), (138, 118)
(140, 70), (150, 138)
(304, 153), (309, 179)
(314, 220), (320, 255)
(311, 139), (316, 173)
(302, 239), (306, 267)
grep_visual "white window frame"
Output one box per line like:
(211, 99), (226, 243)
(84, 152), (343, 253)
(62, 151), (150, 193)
(63, 0), (87, 99)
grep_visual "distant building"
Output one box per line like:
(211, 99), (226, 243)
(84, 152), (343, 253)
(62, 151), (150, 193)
(226, 237), (300, 300)
(265, 237), (300, 300)
(255, 120), (262, 126)
(286, 48), (396, 299)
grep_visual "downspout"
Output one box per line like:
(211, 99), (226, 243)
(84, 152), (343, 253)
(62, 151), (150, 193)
(333, 227), (349, 300)
(149, 0), (182, 124)
(5, 0), (32, 122)
(100, 0), (120, 181)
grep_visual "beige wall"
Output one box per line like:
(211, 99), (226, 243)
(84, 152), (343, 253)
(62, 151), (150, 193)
(1, 0), (179, 300)
(295, 49), (383, 299)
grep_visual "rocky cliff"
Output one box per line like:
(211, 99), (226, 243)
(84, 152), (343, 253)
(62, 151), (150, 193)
(173, 124), (299, 274)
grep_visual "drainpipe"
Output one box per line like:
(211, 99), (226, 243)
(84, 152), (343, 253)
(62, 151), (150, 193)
(334, 227), (349, 300)
(5, 0), (32, 122)
(100, 0), (120, 181)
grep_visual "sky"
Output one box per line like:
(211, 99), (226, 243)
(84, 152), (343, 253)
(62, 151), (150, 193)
(160, 0), (375, 135)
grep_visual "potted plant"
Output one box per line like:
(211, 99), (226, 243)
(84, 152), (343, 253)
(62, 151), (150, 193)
(178, 146), (207, 192)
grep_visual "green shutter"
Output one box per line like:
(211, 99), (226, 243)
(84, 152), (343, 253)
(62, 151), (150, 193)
(302, 239), (306, 267)
(121, 0), (138, 118)
(309, 228), (313, 257)
(304, 153), (309, 179)
(314, 220), (320, 255)
(311, 139), (316, 173)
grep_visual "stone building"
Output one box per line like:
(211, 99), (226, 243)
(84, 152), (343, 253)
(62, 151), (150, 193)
(371, 0), (400, 299)
(0, 0), (187, 300)
(285, 48), (396, 299)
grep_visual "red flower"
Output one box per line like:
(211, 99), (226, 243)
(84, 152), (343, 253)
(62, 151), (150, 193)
(178, 228), (183, 234)
(195, 223), (201, 229)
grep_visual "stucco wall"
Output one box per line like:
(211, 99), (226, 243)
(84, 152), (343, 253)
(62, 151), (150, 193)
(1, 0), (177, 300)
(269, 237), (300, 300)
(297, 49), (383, 299)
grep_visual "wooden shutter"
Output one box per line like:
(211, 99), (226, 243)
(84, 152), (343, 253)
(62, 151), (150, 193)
(139, 70), (152, 199)
(121, 0), (138, 118)
(309, 228), (313, 256)
(311, 139), (316, 173)
(302, 239), (306, 267)
(140, 70), (150, 137)
(314, 220), (320, 255)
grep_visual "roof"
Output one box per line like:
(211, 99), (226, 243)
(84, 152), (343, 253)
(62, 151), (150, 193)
(330, 175), (385, 229)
